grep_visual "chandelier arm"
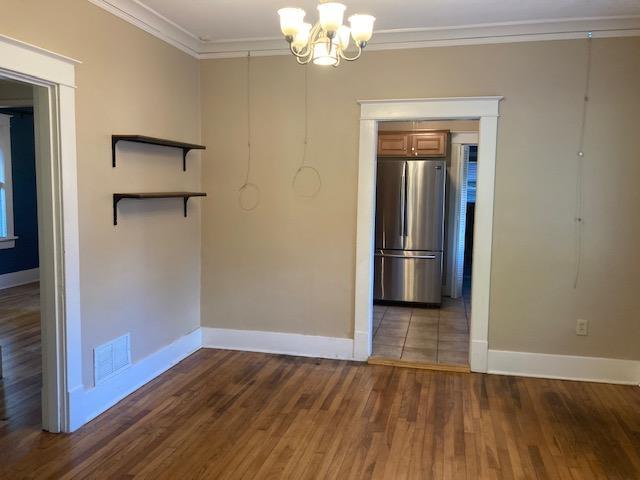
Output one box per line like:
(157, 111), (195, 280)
(289, 43), (312, 59)
(338, 44), (362, 62)
(296, 55), (313, 65)
(289, 22), (323, 60)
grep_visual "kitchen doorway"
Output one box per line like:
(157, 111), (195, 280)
(369, 121), (478, 370)
(353, 97), (502, 374)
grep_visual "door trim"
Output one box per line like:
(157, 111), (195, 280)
(353, 97), (501, 373)
(447, 133), (479, 298)
(0, 34), (81, 432)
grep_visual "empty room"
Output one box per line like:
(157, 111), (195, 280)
(0, 1), (638, 478)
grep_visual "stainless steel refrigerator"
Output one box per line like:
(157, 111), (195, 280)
(374, 159), (446, 305)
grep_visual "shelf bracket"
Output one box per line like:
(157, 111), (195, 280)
(182, 148), (189, 171)
(183, 196), (189, 217)
(113, 195), (121, 225)
(112, 137), (119, 168)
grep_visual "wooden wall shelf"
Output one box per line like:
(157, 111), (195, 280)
(112, 135), (206, 171)
(113, 192), (206, 225)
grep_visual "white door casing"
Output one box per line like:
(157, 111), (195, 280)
(0, 34), (81, 432)
(353, 97), (501, 372)
(448, 133), (479, 298)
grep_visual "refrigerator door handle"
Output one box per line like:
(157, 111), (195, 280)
(374, 253), (437, 260)
(402, 161), (408, 239)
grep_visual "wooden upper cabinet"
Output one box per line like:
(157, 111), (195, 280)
(377, 133), (409, 156)
(410, 132), (447, 157)
(378, 131), (448, 157)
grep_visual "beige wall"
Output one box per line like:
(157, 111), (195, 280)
(201, 37), (640, 361)
(0, 1), (202, 386)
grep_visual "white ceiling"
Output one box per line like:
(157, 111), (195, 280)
(91, 0), (640, 57)
(139, 0), (640, 41)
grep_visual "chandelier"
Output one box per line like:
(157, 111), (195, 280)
(277, 2), (375, 66)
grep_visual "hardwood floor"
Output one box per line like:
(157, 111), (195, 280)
(1, 284), (639, 479)
(0, 282), (41, 430)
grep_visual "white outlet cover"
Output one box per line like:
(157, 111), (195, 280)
(576, 319), (589, 336)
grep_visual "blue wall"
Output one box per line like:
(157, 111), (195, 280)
(0, 108), (38, 275)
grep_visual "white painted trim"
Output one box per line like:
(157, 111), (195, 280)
(353, 119), (378, 361)
(0, 34), (81, 433)
(82, 3), (640, 59)
(201, 327), (354, 361)
(68, 328), (202, 431)
(0, 236), (17, 250)
(0, 34), (79, 88)
(445, 133), (478, 298)
(86, 0), (201, 57)
(0, 113), (15, 243)
(488, 349), (640, 386)
(354, 97), (501, 371)
(0, 268), (39, 289)
(199, 17), (640, 58)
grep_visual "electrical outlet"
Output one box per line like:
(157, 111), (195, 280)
(576, 319), (589, 336)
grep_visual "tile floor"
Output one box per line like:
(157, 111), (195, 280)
(371, 294), (470, 366)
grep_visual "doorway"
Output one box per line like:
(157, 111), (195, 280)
(0, 80), (42, 429)
(352, 97), (502, 374)
(0, 34), (81, 433)
(369, 120), (478, 369)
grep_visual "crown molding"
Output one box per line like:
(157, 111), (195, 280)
(198, 16), (640, 59)
(87, 0), (202, 57)
(86, 1), (640, 60)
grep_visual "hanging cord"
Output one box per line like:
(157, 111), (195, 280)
(239, 51), (260, 211)
(292, 66), (322, 198)
(573, 33), (593, 288)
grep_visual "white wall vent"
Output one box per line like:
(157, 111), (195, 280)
(94, 333), (131, 385)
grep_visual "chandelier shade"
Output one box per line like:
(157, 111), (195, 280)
(277, 2), (375, 67)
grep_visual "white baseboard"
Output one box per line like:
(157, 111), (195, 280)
(201, 327), (354, 361)
(67, 328), (202, 432)
(0, 268), (39, 289)
(488, 349), (640, 386)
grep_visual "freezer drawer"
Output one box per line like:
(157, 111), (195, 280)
(374, 250), (443, 304)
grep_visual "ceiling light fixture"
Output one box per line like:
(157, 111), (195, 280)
(277, 2), (375, 67)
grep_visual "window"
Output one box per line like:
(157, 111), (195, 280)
(0, 113), (16, 249)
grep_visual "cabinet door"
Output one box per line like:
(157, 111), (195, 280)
(378, 133), (409, 156)
(409, 132), (447, 157)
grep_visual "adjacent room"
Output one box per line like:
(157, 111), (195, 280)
(371, 120), (477, 369)
(0, 1), (639, 478)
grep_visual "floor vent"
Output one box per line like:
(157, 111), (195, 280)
(94, 333), (131, 385)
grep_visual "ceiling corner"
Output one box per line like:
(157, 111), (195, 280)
(87, 0), (203, 58)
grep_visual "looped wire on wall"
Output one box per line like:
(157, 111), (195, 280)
(239, 51), (261, 211)
(573, 33), (593, 288)
(292, 66), (322, 198)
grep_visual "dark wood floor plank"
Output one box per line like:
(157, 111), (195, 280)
(1, 283), (639, 479)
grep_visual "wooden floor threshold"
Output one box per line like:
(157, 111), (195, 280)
(368, 356), (471, 373)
